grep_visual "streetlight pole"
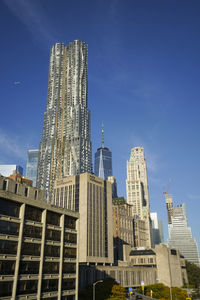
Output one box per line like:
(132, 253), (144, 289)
(93, 280), (103, 300)
(167, 248), (173, 300)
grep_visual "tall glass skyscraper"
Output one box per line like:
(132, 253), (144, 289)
(37, 40), (92, 201)
(166, 195), (200, 266)
(26, 149), (39, 187)
(94, 125), (112, 180)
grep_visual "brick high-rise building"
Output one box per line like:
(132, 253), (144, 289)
(126, 147), (152, 248)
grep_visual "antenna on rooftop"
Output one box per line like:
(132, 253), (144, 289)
(102, 123), (104, 148)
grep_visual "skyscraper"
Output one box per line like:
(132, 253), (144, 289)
(26, 149), (39, 187)
(165, 195), (200, 266)
(94, 125), (112, 180)
(37, 40), (92, 201)
(150, 212), (164, 246)
(0, 165), (23, 177)
(126, 147), (152, 248)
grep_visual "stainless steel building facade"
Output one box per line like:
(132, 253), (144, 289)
(0, 176), (79, 300)
(37, 40), (92, 202)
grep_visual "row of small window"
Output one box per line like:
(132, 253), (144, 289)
(131, 257), (154, 264)
(0, 240), (77, 257)
(0, 278), (75, 297)
(0, 197), (76, 229)
(0, 260), (76, 275)
(0, 220), (77, 243)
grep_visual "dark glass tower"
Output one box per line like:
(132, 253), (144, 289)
(94, 125), (112, 180)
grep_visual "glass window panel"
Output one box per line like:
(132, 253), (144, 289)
(46, 229), (61, 241)
(21, 242), (41, 256)
(19, 261), (40, 274)
(0, 260), (15, 275)
(46, 211), (61, 226)
(0, 220), (20, 236)
(41, 279), (58, 293)
(43, 262), (59, 274)
(64, 232), (77, 244)
(0, 281), (13, 297)
(44, 245), (60, 257)
(16, 280), (38, 295)
(62, 278), (75, 291)
(63, 247), (76, 258)
(0, 197), (20, 218)
(0, 240), (18, 254)
(65, 216), (76, 230)
(25, 205), (42, 222)
(63, 263), (76, 274)
(23, 224), (42, 239)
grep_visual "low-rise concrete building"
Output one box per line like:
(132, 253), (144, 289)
(0, 176), (79, 300)
(123, 244), (188, 288)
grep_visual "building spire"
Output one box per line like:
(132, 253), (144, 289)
(102, 123), (104, 148)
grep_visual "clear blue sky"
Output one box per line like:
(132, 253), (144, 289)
(1, 0), (200, 250)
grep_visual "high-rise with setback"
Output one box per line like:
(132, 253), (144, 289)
(126, 147), (152, 248)
(37, 40), (92, 201)
(165, 194), (200, 267)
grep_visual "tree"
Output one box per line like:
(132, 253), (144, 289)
(186, 261), (200, 288)
(79, 278), (126, 300)
(136, 283), (187, 300)
(106, 284), (126, 299)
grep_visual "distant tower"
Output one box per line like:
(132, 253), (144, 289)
(26, 149), (39, 187)
(150, 212), (164, 246)
(126, 147), (152, 248)
(37, 40), (92, 201)
(94, 124), (112, 180)
(0, 165), (23, 177)
(165, 194), (200, 266)
(165, 194), (173, 225)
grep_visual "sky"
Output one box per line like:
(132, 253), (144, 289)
(0, 0), (200, 250)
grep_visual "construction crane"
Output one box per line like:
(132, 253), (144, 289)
(163, 177), (172, 195)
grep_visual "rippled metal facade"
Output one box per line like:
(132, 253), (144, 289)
(37, 40), (92, 202)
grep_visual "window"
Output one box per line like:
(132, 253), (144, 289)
(23, 224), (42, 239)
(43, 262), (59, 274)
(46, 211), (61, 226)
(0, 240), (18, 255)
(0, 198), (20, 218)
(63, 247), (76, 258)
(25, 187), (28, 197)
(46, 229), (61, 241)
(25, 205), (42, 222)
(65, 216), (76, 230)
(19, 261), (40, 274)
(16, 280), (38, 295)
(42, 279), (58, 293)
(64, 232), (76, 244)
(21, 242), (41, 256)
(62, 278), (75, 291)
(3, 180), (7, 190)
(0, 281), (13, 297)
(0, 260), (15, 275)
(44, 245), (60, 257)
(63, 262), (76, 274)
(0, 220), (20, 236)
